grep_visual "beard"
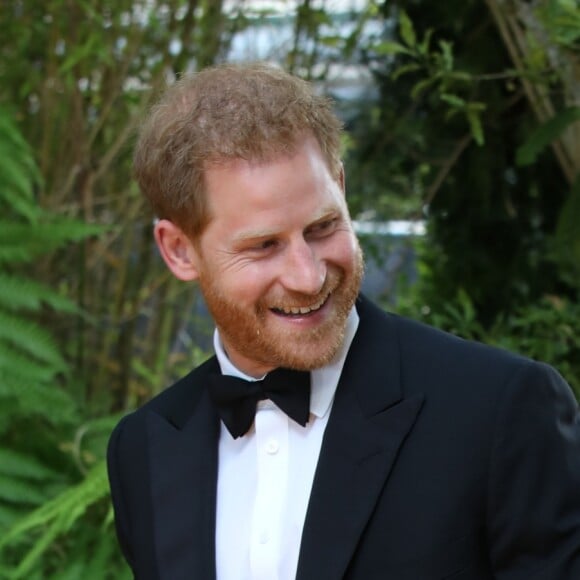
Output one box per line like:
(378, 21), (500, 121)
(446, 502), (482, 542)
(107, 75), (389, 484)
(198, 243), (364, 372)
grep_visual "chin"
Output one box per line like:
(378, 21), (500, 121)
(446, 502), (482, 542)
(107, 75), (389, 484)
(270, 334), (345, 371)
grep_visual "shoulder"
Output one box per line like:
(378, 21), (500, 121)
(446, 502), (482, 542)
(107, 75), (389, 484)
(108, 355), (219, 449)
(355, 295), (573, 404)
(142, 355), (218, 417)
(357, 295), (528, 371)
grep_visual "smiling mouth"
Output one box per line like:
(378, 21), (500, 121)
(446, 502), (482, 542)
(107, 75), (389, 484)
(271, 293), (329, 316)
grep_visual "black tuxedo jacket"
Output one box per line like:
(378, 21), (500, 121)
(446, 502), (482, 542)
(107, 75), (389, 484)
(107, 296), (580, 579)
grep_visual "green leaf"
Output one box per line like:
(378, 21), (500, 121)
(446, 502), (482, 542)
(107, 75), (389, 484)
(0, 345), (58, 384)
(516, 107), (580, 166)
(449, 71), (473, 82)
(0, 274), (79, 314)
(418, 29), (434, 56)
(0, 475), (48, 506)
(399, 10), (417, 48)
(536, 0), (580, 47)
(0, 114), (34, 153)
(0, 152), (37, 197)
(392, 63), (422, 80)
(59, 34), (99, 74)
(411, 77), (437, 100)
(467, 108), (485, 146)
(553, 176), (580, 282)
(438, 40), (454, 71)
(0, 310), (67, 369)
(0, 462), (110, 578)
(0, 379), (76, 424)
(0, 220), (104, 264)
(0, 108), (42, 222)
(440, 93), (466, 108)
(373, 41), (412, 55)
(50, 561), (87, 580)
(0, 503), (25, 530)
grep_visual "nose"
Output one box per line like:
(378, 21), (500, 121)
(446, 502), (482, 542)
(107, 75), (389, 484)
(279, 239), (325, 295)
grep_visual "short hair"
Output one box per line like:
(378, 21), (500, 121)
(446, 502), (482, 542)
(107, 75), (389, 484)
(133, 62), (344, 239)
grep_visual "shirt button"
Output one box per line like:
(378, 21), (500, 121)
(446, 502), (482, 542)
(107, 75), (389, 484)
(265, 439), (279, 455)
(259, 530), (270, 544)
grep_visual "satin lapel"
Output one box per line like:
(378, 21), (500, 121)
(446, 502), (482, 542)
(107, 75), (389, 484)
(297, 297), (424, 580)
(147, 363), (220, 580)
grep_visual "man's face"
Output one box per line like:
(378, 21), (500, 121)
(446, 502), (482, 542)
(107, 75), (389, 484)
(194, 138), (363, 377)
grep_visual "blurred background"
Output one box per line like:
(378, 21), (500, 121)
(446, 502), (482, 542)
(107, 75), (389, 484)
(0, 0), (578, 576)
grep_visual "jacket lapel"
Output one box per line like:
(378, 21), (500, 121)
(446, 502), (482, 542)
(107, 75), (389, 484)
(146, 359), (221, 580)
(297, 297), (424, 580)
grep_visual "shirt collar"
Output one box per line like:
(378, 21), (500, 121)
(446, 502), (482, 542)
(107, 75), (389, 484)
(213, 306), (360, 419)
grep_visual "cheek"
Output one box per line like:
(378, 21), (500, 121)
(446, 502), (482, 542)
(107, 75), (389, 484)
(325, 234), (360, 268)
(220, 264), (278, 303)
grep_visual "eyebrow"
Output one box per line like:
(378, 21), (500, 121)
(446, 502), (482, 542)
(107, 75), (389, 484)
(232, 228), (279, 244)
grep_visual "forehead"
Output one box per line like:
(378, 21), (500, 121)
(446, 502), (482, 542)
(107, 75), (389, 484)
(205, 139), (340, 204)
(199, 139), (345, 237)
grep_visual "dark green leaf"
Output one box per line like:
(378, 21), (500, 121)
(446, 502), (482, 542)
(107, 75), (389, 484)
(516, 107), (580, 166)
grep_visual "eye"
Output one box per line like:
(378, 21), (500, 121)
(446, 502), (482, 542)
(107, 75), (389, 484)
(307, 218), (339, 238)
(248, 239), (278, 253)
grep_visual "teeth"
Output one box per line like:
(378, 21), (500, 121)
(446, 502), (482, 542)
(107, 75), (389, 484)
(279, 295), (327, 315)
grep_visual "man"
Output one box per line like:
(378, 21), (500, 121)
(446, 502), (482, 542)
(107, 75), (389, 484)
(107, 62), (580, 579)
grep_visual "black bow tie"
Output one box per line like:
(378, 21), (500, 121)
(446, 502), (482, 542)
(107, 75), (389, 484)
(208, 368), (311, 439)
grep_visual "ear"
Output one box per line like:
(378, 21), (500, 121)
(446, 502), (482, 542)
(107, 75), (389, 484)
(154, 219), (200, 281)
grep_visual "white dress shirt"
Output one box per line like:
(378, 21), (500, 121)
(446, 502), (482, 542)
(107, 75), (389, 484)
(214, 307), (359, 580)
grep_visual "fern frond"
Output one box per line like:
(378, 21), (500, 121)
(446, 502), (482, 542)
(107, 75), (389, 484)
(0, 310), (67, 369)
(35, 519), (132, 580)
(0, 503), (25, 530)
(0, 449), (61, 481)
(0, 308), (77, 424)
(0, 107), (41, 223)
(0, 475), (48, 506)
(0, 274), (80, 314)
(0, 344), (60, 384)
(0, 384), (76, 425)
(0, 112), (40, 172)
(0, 158), (40, 222)
(0, 462), (110, 578)
(49, 561), (86, 580)
(0, 462), (109, 546)
(86, 530), (133, 580)
(0, 221), (105, 264)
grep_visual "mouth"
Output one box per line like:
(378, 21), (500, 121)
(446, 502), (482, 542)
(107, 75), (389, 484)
(270, 293), (330, 317)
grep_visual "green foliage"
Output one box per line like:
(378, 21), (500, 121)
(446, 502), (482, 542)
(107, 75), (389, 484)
(0, 106), (125, 575)
(516, 107), (580, 166)
(0, 222), (104, 265)
(360, 0), (579, 328)
(491, 295), (580, 395)
(398, 287), (580, 397)
(399, 10), (417, 48)
(0, 110), (41, 221)
(0, 462), (121, 579)
(0, 110), (68, 426)
(374, 9), (488, 145)
(397, 228), (580, 394)
(552, 176), (580, 285)
(0, 109), (103, 427)
(0, 448), (64, 532)
(536, 0), (580, 48)
(0, 274), (79, 314)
